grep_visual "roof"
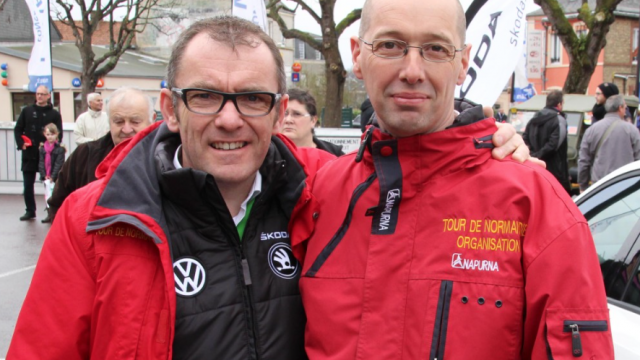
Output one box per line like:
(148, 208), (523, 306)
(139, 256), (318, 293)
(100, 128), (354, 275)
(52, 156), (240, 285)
(0, 43), (166, 79)
(528, 0), (639, 18)
(515, 94), (640, 112)
(0, 0), (62, 42)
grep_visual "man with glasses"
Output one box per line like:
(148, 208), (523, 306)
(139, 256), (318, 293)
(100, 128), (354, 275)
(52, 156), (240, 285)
(292, 0), (613, 359)
(592, 82), (619, 122)
(13, 84), (63, 221)
(10, 15), (527, 360)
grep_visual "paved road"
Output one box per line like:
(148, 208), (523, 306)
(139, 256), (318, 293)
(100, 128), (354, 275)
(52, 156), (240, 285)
(0, 194), (50, 358)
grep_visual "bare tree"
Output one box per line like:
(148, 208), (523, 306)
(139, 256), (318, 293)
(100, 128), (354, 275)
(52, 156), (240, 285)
(534, 0), (623, 93)
(54, 0), (178, 111)
(267, 0), (361, 128)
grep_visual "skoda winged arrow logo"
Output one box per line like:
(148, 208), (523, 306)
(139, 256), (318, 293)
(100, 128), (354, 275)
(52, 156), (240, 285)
(268, 243), (299, 279)
(173, 257), (206, 297)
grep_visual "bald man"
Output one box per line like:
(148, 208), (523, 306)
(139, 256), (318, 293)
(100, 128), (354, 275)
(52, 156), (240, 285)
(292, 0), (614, 359)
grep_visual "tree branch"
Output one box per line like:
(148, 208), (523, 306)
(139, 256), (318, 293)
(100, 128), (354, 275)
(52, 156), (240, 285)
(335, 8), (362, 38)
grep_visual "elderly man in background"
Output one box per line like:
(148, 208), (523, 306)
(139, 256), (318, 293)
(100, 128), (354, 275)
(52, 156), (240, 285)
(46, 87), (155, 222)
(579, 94), (640, 192)
(74, 92), (109, 144)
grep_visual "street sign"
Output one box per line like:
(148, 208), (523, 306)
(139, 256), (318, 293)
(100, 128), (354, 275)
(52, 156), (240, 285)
(72, 78), (81, 87)
(292, 72), (300, 82)
(292, 62), (302, 72)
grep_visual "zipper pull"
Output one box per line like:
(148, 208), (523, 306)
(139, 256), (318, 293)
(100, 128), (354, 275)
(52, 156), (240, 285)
(570, 324), (582, 357)
(242, 258), (252, 286)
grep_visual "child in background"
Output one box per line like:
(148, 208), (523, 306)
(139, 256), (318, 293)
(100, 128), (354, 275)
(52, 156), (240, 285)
(38, 123), (65, 223)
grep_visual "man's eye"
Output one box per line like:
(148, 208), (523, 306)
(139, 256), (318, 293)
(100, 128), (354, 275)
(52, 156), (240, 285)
(425, 44), (447, 53)
(246, 94), (259, 102)
(379, 41), (399, 50)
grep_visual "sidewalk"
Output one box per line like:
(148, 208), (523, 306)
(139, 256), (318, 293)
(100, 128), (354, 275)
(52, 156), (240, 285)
(0, 194), (49, 358)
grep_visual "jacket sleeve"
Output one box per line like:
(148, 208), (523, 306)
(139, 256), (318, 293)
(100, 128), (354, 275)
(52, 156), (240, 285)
(523, 222), (614, 359)
(7, 194), (95, 359)
(14, 108), (26, 150)
(577, 129), (593, 190)
(38, 147), (46, 180)
(55, 111), (63, 142)
(51, 147), (66, 182)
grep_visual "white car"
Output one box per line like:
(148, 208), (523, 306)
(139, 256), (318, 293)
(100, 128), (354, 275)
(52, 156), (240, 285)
(573, 160), (640, 359)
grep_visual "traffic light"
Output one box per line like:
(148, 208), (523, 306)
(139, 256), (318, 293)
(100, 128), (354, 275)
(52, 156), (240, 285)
(1, 63), (7, 87)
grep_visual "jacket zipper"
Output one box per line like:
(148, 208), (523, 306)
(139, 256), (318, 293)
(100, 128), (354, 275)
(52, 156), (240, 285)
(562, 320), (608, 358)
(430, 280), (453, 360)
(305, 172), (377, 277)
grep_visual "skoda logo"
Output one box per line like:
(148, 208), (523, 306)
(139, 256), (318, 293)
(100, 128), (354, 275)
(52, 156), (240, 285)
(173, 257), (206, 297)
(268, 243), (299, 280)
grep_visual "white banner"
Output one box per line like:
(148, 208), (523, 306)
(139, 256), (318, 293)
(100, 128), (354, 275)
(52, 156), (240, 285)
(513, 27), (536, 102)
(25, 0), (52, 92)
(457, 0), (528, 106)
(232, 0), (268, 32)
(526, 29), (544, 79)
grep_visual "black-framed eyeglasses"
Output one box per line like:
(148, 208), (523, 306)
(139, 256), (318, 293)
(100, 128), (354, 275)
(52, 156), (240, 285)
(359, 38), (465, 63)
(172, 88), (282, 117)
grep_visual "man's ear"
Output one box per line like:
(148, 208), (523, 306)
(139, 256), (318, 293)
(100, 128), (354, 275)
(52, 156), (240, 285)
(351, 36), (363, 79)
(456, 43), (472, 86)
(160, 88), (179, 133)
(272, 94), (289, 134)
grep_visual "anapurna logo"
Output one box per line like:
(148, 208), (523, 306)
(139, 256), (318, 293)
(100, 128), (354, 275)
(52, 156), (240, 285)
(260, 231), (289, 241)
(451, 253), (499, 272)
(379, 189), (401, 231)
(268, 243), (299, 279)
(173, 257), (206, 297)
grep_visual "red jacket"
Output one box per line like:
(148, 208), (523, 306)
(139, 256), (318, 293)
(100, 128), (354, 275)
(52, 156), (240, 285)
(8, 122), (333, 359)
(292, 119), (614, 360)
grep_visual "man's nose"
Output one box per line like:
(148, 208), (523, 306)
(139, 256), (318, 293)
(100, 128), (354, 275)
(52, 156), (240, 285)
(214, 100), (244, 130)
(399, 48), (426, 85)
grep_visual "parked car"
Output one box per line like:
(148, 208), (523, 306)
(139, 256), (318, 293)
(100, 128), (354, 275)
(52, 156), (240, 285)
(573, 160), (640, 359)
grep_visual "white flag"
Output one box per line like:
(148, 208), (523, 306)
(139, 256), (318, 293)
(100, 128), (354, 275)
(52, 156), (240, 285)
(232, 0), (268, 32)
(513, 27), (536, 103)
(25, 0), (52, 92)
(457, 0), (528, 105)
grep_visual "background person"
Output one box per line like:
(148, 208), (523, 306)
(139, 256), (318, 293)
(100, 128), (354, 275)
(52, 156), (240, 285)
(292, 0), (613, 359)
(38, 123), (65, 223)
(74, 92), (109, 144)
(13, 85), (63, 221)
(47, 87), (156, 222)
(281, 88), (344, 156)
(592, 82), (619, 122)
(523, 90), (570, 194)
(579, 94), (640, 192)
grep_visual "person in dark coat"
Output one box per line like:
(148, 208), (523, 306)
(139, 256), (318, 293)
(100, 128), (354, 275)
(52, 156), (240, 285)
(13, 85), (63, 221)
(281, 88), (344, 156)
(38, 123), (66, 223)
(523, 90), (571, 193)
(359, 98), (374, 133)
(592, 82), (619, 122)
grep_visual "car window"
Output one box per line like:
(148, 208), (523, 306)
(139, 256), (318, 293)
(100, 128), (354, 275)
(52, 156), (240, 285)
(621, 247), (640, 307)
(578, 176), (640, 300)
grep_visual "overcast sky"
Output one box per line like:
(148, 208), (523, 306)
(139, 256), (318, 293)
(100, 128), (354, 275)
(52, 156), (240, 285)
(285, 0), (539, 68)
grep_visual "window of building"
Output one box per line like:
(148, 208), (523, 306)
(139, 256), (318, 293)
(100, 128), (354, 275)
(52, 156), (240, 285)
(633, 28), (638, 64)
(298, 41), (306, 59)
(574, 22), (588, 38)
(550, 33), (561, 64)
(315, 49), (323, 61)
(11, 92), (61, 122)
(73, 92), (83, 120)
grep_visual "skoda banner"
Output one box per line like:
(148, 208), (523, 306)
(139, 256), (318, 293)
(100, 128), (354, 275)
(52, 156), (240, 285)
(25, 0), (52, 93)
(458, 0), (528, 106)
(232, 0), (268, 32)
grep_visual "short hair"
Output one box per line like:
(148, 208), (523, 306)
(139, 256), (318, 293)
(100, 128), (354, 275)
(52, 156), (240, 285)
(287, 88), (317, 117)
(359, 0), (466, 45)
(87, 93), (101, 103)
(105, 87), (155, 122)
(36, 85), (49, 94)
(166, 16), (286, 98)
(43, 123), (59, 134)
(546, 90), (563, 108)
(604, 94), (625, 113)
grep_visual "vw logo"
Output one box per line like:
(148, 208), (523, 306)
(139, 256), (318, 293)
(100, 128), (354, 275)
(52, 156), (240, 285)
(268, 243), (299, 280)
(173, 257), (206, 297)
